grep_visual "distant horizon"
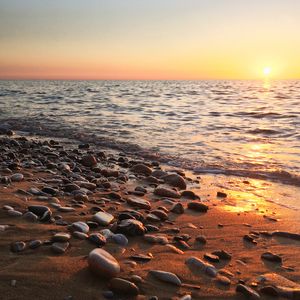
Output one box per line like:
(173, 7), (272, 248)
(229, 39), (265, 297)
(1, 0), (300, 80)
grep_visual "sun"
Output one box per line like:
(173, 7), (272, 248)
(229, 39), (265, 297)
(263, 67), (271, 76)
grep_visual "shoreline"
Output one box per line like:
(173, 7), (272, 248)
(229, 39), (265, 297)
(0, 133), (300, 299)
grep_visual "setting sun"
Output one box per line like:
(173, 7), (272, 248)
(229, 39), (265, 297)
(263, 67), (272, 76)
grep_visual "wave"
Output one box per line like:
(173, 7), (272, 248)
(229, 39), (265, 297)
(1, 116), (300, 188)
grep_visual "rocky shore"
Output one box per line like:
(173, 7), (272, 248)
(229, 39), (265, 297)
(0, 134), (300, 300)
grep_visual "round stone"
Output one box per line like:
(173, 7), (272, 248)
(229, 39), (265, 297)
(88, 248), (120, 278)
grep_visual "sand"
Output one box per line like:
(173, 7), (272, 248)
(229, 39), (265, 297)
(0, 135), (300, 300)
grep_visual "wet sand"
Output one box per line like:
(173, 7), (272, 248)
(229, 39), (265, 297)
(0, 135), (300, 300)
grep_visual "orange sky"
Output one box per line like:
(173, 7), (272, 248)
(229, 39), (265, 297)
(1, 0), (300, 80)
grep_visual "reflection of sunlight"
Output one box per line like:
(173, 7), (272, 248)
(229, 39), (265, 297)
(241, 143), (272, 167)
(263, 79), (271, 90)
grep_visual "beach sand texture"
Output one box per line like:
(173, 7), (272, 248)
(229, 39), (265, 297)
(0, 135), (300, 300)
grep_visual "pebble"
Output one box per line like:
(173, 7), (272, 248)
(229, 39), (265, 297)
(29, 240), (42, 249)
(127, 197), (151, 210)
(52, 232), (71, 242)
(72, 231), (88, 239)
(51, 242), (69, 254)
(185, 257), (218, 277)
(11, 241), (26, 252)
(195, 235), (207, 244)
(204, 253), (220, 262)
(70, 221), (89, 233)
(22, 211), (39, 222)
(272, 231), (300, 241)
(130, 163), (152, 176)
(166, 244), (184, 254)
(81, 154), (97, 167)
(93, 211), (114, 226)
(58, 207), (76, 212)
(8, 210), (23, 217)
(28, 205), (52, 222)
(111, 234), (128, 246)
(116, 219), (146, 236)
(11, 173), (24, 182)
(149, 270), (181, 286)
(162, 173), (186, 190)
(261, 252), (282, 263)
(170, 202), (184, 214)
(216, 275), (231, 286)
(110, 278), (139, 295)
(217, 191), (227, 198)
(236, 284), (260, 299)
(88, 248), (120, 278)
(88, 233), (106, 247)
(212, 250), (232, 260)
(154, 187), (181, 198)
(187, 201), (208, 212)
(144, 234), (169, 245)
(181, 190), (200, 200)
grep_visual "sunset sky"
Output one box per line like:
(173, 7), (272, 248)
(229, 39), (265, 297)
(1, 0), (300, 80)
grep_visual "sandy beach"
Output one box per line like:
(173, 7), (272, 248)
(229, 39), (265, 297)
(1, 134), (300, 300)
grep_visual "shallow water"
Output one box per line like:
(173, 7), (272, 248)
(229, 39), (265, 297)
(1, 80), (300, 186)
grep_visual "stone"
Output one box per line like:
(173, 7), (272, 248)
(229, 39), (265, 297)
(130, 254), (152, 262)
(195, 235), (207, 244)
(272, 231), (300, 240)
(185, 257), (218, 277)
(127, 197), (151, 210)
(181, 190), (200, 200)
(236, 284), (260, 299)
(29, 240), (42, 249)
(70, 221), (89, 233)
(58, 207), (76, 212)
(149, 270), (181, 286)
(154, 187), (180, 198)
(170, 202), (184, 214)
(28, 205), (52, 222)
(88, 248), (120, 278)
(116, 219), (146, 236)
(112, 234), (128, 246)
(11, 241), (26, 252)
(51, 242), (69, 254)
(22, 211), (38, 222)
(217, 191), (227, 198)
(204, 253), (220, 262)
(151, 209), (168, 221)
(11, 173), (24, 182)
(130, 164), (152, 176)
(261, 252), (282, 263)
(166, 244), (184, 254)
(72, 231), (88, 239)
(64, 183), (81, 193)
(8, 210), (23, 217)
(110, 278), (139, 295)
(212, 250), (232, 260)
(88, 233), (106, 247)
(216, 275), (231, 286)
(187, 201), (208, 212)
(81, 155), (97, 167)
(162, 173), (186, 190)
(52, 232), (71, 242)
(144, 234), (169, 245)
(151, 170), (168, 178)
(93, 211), (114, 226)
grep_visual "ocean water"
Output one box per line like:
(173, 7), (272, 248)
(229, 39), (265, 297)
(1, 80), (300, 186)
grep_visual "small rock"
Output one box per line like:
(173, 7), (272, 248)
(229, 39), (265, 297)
(88, 233), (106, 247)
(261, 252), (282, 263)
(127, 197), (151, 210)
(110, 278), (139, 295)
(154, 187), (180, 198)
(11, 241), (26, 252)
(149, 270), (181, 286)
(130, 164), (152, 176)
(51, 242), (69, 254)
(11, 173), (24, 182)
(116, 219), (146, 236)
(88, 248), (120, 278)
(170, 202), (184, 214)
(52, 232), (71, 242)
(29, 240), (42, 249)
(187, 201), (208, 212)
(93, 211), (114, 226)
(162, 173), (186, 190)
(236, 284), (260, 299)
(70, 221), (89, 233)
(217, 191), (227, 198)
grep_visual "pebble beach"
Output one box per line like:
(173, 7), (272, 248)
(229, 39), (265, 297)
(1, 133), (300, 300)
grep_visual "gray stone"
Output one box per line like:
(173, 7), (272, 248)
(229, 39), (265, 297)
(93, 211), (114, 226)
(149, 270), (181, 286)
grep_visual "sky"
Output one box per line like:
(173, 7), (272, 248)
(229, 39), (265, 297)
(0, 0), (300, 80)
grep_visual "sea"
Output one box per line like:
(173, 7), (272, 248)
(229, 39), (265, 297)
(1, 80), (300, 190)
